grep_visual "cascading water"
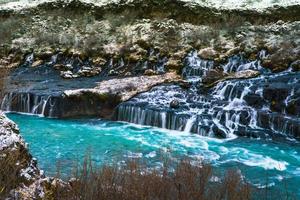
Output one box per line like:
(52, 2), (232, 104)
(1, 92), (54, 117)
(115, 50), (300, 139)
(2, 49), (300, 139)
(182, 50), (214, 80)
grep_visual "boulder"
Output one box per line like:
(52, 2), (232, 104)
(144, 69), (158, 76)
(53, 64), (67, 71)
(286, 98), (300, 116)
(212, 125), (227, 138)
(165, 58), (183, 72)
(203, 70), (260, 88)
(291, 60), (300, 72)
(202, 69), (226, 85)
(60, 70), (74, 79)
(31, 60), (43, 67)
(170, 99), (180, 109)
(244, 93), (265, 109)
(198, 47), (218, 60)
(92, 57), (107, 66)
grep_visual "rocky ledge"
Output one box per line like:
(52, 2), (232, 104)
(0, 111), (41, 198)
(0, 112), (73, 199)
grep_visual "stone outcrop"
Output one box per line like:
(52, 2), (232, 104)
(203, 70), (260, 88)
(1, 71), (181, 118)
(62, 71), (181, 118)
(0, 112), (73, 199)
(0, 112), (40, 198)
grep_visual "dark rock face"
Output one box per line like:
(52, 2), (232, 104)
(286, 98), (300, 116)
(263, 84), (289, 102)
(263, 83), (291, 113)
(57, 92), (121, 118)
(0, 92), (121, 119)
(291, 60), (300, 72)
(244, 94), (265, 109)
(257, 111), (300, 138)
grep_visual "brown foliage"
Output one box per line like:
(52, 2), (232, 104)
(46, 157), (251, 200)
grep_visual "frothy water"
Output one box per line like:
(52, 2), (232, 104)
(7, 113), (300, 198)
(2, 50), (300, 140)
(116, 50), (300, 139)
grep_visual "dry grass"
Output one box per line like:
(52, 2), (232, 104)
(46, 157), (251, 200)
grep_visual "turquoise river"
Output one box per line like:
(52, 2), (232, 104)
(7, 113), (300, 199)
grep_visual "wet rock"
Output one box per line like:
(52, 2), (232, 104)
(198, 47), (218, 60)
(286, 98), (300, 116)
(291, 60), (300, 72)
(212, 125), (227, 138)
(31, 60), (43, 67)
(53, 64), (68, 71)
(262, 58), (288, 72)
(35, 49), (54, 60)
(257, 111), (300, 139)
(203, 70), (260, 88)
(166, 58), (183, 72)
(108, 69), (119, 76)
(263, 84), (289, 102)
(60, 70), (74, 79)
(202, 69), (226, 85)
(144, 69), (158, 76)
(92, 57), (107, 66)
(270, 101), (286, 113)
(178, 81), (191, 89)
(230, 70), (260, 79)
(263, 84), (289, 112)
(244, 93), (265, 109)
(170, 99), (180, 109)
(128, 52), (143, 63)
(77, 66), (102, 77)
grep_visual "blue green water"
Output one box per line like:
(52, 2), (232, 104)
(7, 113), (300, 198)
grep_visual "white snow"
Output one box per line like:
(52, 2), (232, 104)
(0, 0), (299, 11)
(0, 112), (23, 150)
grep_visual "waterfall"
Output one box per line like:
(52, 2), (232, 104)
(115, 50), (300, 139)
(1, 92), (54, 117)
(161, 112), (167, 129)
(4, 48), (299, 139)
(184, 116), (196, 133)
(182, 50), (214, 79)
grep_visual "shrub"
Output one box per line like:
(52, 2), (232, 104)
(48, 157), (252, 200)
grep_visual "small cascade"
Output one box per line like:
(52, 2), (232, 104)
(161, 112), (167, 129)
(184, 116), (196, 133)
(24, 53), (34, 66)
(222, 51), (267, 73)
(182, 50), (214, 80)
(4, 48), (300, 140)
(115, 50), (300, 139)
(104, 48), (168, 76)
(1, 92), (54, 117)
(47, 54), (58, 65)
